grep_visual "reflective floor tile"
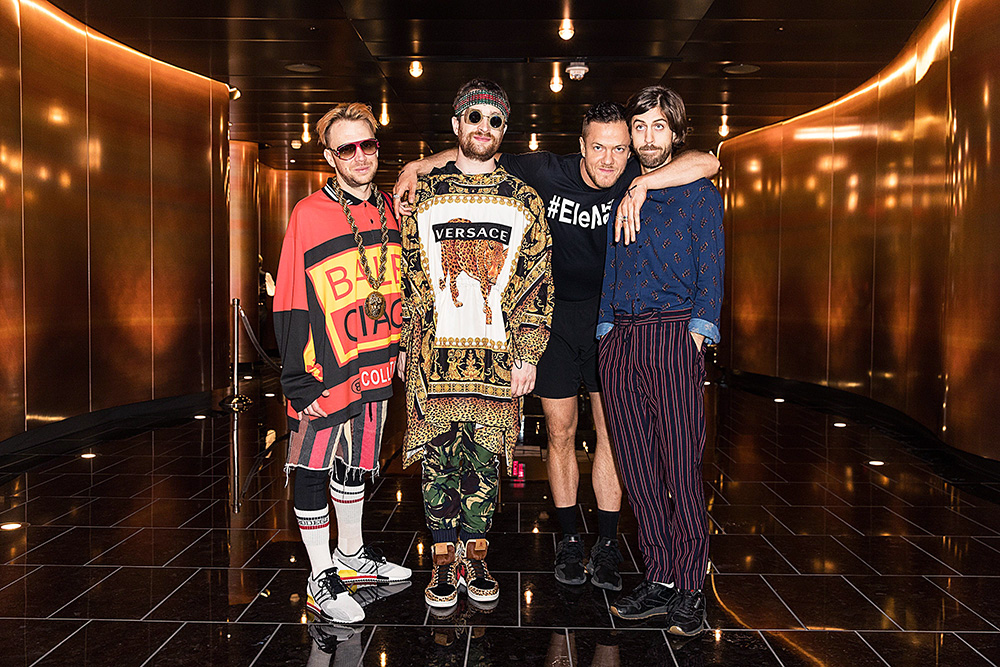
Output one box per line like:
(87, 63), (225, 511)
(846, 576), (997, 631)
(0, 618), (85, 665)
(32, 620), (181, 666)
(763, 630), (885, 666)
(147, 568), (276, 622)
(709, 534), (797, 574)
(88, 528), (209, 567)
(763, 575), (899, 630)
(521, 572), (613, 628)
(146, 622), (277, 667)
(250, 623), (368, 667)
(705, 574), (803, 630)
(765, 535), (879, 575)
(859, 631), (994, 666)
(832, 535), (960, 575)
(55, 566), (197, 620)
(560, 628), (674, 667)
(14, 526), (140, 565)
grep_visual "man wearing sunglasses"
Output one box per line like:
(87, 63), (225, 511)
(274, 102), (411, 625)
(397, 79), (553, 610)
(393, 101), (718, 592)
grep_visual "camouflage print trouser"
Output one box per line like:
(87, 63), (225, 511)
(421, 421), (500, 540)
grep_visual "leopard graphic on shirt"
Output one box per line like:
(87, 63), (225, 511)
(438, 219), (509, 325)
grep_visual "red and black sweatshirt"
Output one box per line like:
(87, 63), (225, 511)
(273, 179), (402, 430)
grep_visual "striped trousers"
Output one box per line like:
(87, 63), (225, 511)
(597, 309), (709, 589)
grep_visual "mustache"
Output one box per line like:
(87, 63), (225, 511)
(638, 144), (663, 151)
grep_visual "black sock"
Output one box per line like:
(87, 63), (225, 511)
(555, 506), (578, 536)
(597, 509), (619, 540)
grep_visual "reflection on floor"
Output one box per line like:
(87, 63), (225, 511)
(2, 371), (1000, 666)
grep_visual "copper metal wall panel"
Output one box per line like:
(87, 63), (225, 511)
(211, 84), (230, 387)
(722, 130), (782, 377)
(870, 52), (916, 413)
(715, 153), (734, 370)
(20, 0), (90, 428)
(945, 0), (1000, 459)
(151, 60), (213, 398)
(776, 117), (833, 386)
(0, 0), (25, 441)
(906, 11), (950, 431)
(229, 141), (258, 363)
(827, 93), (877, 395)
(257, 164), (328, 350)
(87, 31), (153, 411)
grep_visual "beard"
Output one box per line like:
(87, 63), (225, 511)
(636, 143), (671, 170)
(336, 159), (377, 191)
(458, 129), (501, 162)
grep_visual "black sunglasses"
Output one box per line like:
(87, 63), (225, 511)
(330, 138), (379, 159)
(461, 109), (505, 129)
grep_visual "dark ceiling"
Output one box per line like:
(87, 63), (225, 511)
(52, 1), (936, 188)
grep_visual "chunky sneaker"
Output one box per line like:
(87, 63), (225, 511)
(425, 542), (464, 608)
(335, 544), (412, 585)
(554, 534), (587, 585)
(610, 579), (678, 620)
(586, 537), (623, 591)
(306, 567), (365, 623)
(462, 538), (499, 603)
(667, 589), (708, 637)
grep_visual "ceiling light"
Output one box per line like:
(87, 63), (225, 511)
(380, 102), (390, 126)
(558, 18), (574, 40)
(408, 61), (423, 78)
(868, 460), (885, 466)
(285, 63), (321, 73)
(194, 415), (207, 420)
(723, 63), (760, 75)
(529, 133), (539, 151)
(80, 453), (96, 459)
(566, 62), (588, 80)
(301, 122), (311, 144)
(290, 139), (302, 150)
(550, 74), (564, 93)
(243, 375), (253, 380)
(833, 421), (847, 428)
(227, 86), (241, 100)
(0, 522), (23, 531)
(719, 114), (730, 138)
(290, 159), (296, 163)
(264, 392), (276, 398)
(773, 398), (785, 403)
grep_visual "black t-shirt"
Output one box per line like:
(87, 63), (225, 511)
(498, 152), (640, 301)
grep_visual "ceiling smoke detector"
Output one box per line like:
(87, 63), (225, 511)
(566, 62), (589, 81)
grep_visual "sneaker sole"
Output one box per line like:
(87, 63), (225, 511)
(668, 613), (709, 637)
(467, 589), (499, 603)
(610, 605), (673, 621)
(340, 571), (412, 586)
(424, 594), (459, 608)
(554, 570), (587, 586)
(305, 596), (364, 624)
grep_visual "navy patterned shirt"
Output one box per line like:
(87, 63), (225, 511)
(597, 178), (725, 344)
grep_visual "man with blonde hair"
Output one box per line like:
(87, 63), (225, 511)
(274, 102), (411, 624)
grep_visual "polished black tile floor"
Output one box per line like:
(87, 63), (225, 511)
(2, 373), (1000, 666)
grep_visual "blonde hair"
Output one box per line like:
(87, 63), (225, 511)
(315, 103), (379, 149)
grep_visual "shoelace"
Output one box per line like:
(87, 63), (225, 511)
(465, 557), (490, 582)
(359, 544), (387, 566)
(674, 591), (701, 615)
(316, 569), (349, 598)
(555, 538), (585, 565)
(431, 561), (453, 589)
(622, 579), (658, 606)
(590, 540), (622, 571)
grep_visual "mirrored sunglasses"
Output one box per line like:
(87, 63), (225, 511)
(331, 138), (379, 159)
(462, 109), (505, 129)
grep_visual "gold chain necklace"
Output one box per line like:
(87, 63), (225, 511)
(331, 178), (389, 320)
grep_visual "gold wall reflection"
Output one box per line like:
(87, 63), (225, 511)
(719, 0), (1000, 460)
(0, 0), (229, 441)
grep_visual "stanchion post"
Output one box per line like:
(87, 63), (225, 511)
(221, 297), (253, 412)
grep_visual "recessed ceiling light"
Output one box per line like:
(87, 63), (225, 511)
(285, 63), (321, 73)
(194, 415), (207, 420)
(868, 460), (885, 466)
(243, 375), (253, 380)
(773, 398), (785, 403)
(1, 522), (23, 531)
(723, 63), (760, 75)
(409, 60), (423, 78)
(558, 18), (574, 40)
(833, 421), (847, 428)
(264, 392), (276, 398)
(80, 453), (96, 459)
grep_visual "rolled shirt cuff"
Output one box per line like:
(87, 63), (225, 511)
(688, 318), (719, 346)
(596, 322), (613, 340)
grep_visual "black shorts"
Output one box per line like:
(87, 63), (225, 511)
(534, 297), (601, 399)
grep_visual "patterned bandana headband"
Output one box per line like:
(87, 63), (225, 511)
(454, 89), (510, 121)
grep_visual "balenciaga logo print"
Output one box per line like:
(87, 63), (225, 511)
(433, 219), (511, 324)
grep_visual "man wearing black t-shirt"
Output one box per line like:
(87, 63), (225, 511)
(394, 102), (719, 591)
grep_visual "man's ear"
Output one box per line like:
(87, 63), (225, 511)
(452, 116), (460, 136)
(579, 136), (586, 155)
(322, 148), (337, 170)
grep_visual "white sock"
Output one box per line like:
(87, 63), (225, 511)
(330, 477), (365, 555)
(295, 506), (335, 577)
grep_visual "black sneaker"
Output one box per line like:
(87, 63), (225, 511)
(667, 589), (708, 637)
(610, 580), (679, 620)
(586, 538), (623, 591)
(554, 534), (587, 585)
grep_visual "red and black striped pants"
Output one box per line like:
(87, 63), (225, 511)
(597, 309), (709, 590)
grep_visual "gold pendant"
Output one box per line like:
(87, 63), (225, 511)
(364, 290), (386, 320)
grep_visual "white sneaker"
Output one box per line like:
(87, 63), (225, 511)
(335, 545), (412, 585)
(306, 567), (364, 623)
